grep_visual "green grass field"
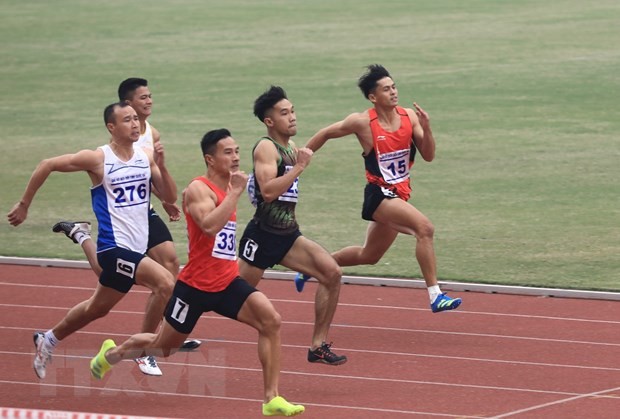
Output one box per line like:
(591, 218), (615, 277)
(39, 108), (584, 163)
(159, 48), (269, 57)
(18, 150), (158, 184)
(2, 0), (619, 291)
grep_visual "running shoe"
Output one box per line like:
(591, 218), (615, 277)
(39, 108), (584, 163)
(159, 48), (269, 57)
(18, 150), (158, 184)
(431, 293), (462, 313)
(90, 339), (116, 380)
(262, 395), (305, 416)
(294, 272), (310, 293)
(52, 221), (91, 244)
(307, 342), (347, 366)
(33, 332), (52, 379)
(180, 339), (202, 351)
(135, 355), (162, 376)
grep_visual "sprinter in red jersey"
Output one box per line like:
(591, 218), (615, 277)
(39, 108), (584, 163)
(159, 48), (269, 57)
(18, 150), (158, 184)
(298, 64), (462, 313)
(90, 129), (304, 417)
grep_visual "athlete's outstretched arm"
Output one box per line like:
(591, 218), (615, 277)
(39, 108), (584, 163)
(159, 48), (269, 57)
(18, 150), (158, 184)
(305, 113), (364, 152)
(7, 150), (102, 226)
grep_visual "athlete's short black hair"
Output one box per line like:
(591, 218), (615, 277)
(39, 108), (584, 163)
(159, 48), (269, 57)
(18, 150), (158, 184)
(358, 64), (392, 99)
(253, 85), (288, 122)
(118, 78), (148, 101)
(201, 128), (232, 157)
(103, 102), (132, 125)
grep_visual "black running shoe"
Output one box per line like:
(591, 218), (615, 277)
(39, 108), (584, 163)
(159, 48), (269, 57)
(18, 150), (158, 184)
(52, 221), (91, 244)
(307, 342), (347, 366)
(180, 339), (202, 351)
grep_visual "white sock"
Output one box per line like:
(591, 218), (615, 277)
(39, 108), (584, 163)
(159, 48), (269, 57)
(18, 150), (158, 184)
(428, 285), (442, 304)
(75, 231), (91, 246)
(44, 330), (59, 348)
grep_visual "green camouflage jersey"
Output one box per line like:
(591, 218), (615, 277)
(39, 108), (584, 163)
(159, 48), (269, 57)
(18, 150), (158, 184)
(247, 137), (299, 234)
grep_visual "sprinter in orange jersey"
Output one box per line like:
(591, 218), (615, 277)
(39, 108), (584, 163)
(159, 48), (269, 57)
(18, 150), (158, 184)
(90, 129), (304, 417)
(297, 64), (462, 314)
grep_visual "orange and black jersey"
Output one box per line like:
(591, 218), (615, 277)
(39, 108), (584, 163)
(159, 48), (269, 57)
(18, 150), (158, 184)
(363, 106), (416, 201)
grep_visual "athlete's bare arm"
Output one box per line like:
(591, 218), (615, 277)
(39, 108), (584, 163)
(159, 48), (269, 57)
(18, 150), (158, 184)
(407, 103), (435, 162)
(146, 148), (177, 205)
(253, 139), (311, 203)
(7, 149), (104, 226)
(305, 112), (374, 155)
(183, 172), (247, 236)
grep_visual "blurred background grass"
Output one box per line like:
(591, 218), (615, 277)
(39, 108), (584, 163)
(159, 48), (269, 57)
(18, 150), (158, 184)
(1, 0), (619, 290)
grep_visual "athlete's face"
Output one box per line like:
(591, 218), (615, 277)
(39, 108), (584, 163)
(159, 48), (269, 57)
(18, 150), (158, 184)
(126, 86), (153, 119)
(370, 77), (398, 107)
(265, 99), (297, 137)
(208, 136), (240, 174)
(108, 105), (140, 142)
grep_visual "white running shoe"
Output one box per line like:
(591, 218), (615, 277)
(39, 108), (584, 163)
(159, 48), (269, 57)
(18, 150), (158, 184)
(135, 355), (162, 376)
(33, 332), (52, 379)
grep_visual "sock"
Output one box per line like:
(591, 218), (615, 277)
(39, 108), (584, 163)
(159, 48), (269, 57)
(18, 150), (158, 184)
(75, 231), (90, 245)
(428, 285), (442, 304)
(44, 330), (59, 348)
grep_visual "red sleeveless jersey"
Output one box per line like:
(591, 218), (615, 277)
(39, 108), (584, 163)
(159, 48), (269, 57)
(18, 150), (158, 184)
(364, 106), (415, 200)
(178, 177), (239, 292)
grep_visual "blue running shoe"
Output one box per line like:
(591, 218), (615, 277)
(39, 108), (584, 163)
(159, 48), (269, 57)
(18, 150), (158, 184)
(431, 293), (462, 313)
(294, 272), (311, 293)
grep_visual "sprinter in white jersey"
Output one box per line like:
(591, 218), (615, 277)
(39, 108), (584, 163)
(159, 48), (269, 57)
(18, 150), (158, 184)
(136, 118), (154, 149)
(51, 78), (201, 375)
(95, 144), (151, 253)
(7, 102), (178, 380)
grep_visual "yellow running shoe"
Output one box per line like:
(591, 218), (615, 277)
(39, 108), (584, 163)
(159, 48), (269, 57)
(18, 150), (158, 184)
(262, 396), (305, 416)
(90, 339), (116, 380)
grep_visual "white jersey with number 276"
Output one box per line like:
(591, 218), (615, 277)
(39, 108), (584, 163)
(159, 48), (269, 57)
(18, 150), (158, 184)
(92, 144), (151, 254)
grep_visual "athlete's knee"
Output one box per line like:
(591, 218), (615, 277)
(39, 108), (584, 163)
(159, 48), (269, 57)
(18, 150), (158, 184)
(152, 272), (174, 302)
(164, 256), (180, 277)
(154, 253), (180, 278)
(416, 219), (435, 240)
(261, 309), (281, 335)
(320, 263), (342, 289)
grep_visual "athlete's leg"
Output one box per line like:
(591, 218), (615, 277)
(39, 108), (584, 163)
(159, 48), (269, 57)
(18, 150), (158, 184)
(281, 238), (342, 350)
(236, 292), (282, 402)
(81, 238), (102, 277)
(238, 259), (267, 287)
(52, 221), (102, 276)
(146, 215), (200, 350)
(147, 240), (180, 278)
(332, 221), (399, 267)
(52, 283), (126, 340)
(35, 284), (125, 380)
(372, 198), (438, 286)
(107, 321), (187, 364)
(134, 257), (175, 334)
(144, 212), (180, 329)
(91, 321), (188, 380)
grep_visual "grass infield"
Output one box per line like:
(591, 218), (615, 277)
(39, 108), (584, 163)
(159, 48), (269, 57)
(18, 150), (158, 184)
(1, 0), (619, 290)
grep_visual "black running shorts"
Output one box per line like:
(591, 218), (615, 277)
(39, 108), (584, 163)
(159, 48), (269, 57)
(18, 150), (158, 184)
(238, 220), (302, 269)
(97, 247), (146, 293)
(165, 278), (257, 334)
(361, 183), (399, 221)
(147, 208), (174, 251)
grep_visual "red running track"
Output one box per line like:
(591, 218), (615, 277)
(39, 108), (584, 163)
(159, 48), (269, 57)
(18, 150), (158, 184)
(0, 264), (619, 418)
